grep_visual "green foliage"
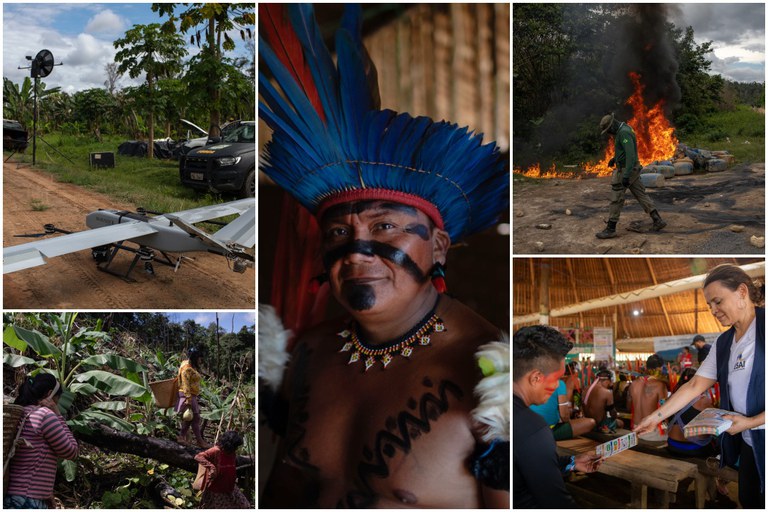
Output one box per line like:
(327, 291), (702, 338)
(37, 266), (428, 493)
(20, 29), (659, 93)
(3, 77), (61, 130)
(671, 26), (723, 130)
(685, 106), (764, 163)
(4, 312), (255, 506)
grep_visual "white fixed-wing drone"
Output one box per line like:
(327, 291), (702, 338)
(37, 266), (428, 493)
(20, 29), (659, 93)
(4, 199), (255, 281)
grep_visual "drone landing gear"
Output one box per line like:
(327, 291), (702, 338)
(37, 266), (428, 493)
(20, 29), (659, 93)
(93, 243), (180, 282)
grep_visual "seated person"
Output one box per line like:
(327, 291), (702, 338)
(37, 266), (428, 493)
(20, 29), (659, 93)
(628, 353), (669, 439)
(583, 370), (624, 433)
(564, 361), (586, 418)
(530, 377), (595, 440)
(613, 372), (630, 412)
(666, 368), (718, 457)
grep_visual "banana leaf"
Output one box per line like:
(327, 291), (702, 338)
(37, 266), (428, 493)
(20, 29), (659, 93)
(3, 352), (38, 368)
(4, 325), (61, 357)
(73, 370), (148, 398)
(81, 354), (147, 373)
(90, 400), (128, 411)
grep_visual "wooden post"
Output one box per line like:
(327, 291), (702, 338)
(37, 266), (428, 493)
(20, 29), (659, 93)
(539, 261), (551, 323)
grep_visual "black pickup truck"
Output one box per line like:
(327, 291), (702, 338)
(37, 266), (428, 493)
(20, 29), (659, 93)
(179, 121), (255, 197)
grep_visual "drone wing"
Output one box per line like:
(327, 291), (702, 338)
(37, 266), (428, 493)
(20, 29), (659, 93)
(165, 206), (255, 255)
(162, 198), (254, 224)
(3, 221), (157, 273)
(212, 206), (255, 248)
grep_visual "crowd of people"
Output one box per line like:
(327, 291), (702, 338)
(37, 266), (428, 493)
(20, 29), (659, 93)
(514, 263), (765, 508)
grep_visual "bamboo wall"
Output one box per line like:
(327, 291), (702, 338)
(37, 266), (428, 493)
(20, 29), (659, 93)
(365, 4), (510, 151)
(258, 4), (510, 154)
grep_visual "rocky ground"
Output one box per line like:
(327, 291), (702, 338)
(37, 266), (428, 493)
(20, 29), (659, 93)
(513, 163), (765, 255)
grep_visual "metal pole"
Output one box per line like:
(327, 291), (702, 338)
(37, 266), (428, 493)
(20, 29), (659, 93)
(33, 76), (38, 165)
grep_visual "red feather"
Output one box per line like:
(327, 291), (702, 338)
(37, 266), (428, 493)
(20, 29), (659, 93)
(259, 4), (325, 122)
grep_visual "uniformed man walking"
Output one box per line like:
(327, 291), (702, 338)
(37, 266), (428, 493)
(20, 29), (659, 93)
(596, 114), (666, 239)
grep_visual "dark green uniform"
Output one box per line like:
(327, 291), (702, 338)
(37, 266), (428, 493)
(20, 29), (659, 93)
(608, 122), (656, 223)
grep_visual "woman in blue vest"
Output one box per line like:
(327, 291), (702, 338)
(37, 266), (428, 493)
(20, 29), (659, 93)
(635, 264), (764, 508)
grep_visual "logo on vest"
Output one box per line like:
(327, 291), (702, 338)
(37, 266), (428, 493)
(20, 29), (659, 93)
(733, 353), (746, 372)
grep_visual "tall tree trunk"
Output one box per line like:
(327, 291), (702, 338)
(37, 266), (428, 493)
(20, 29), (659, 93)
(74, 423), (253, 473)
(147, 72), (154, 159)
(207, 16), (221, 138)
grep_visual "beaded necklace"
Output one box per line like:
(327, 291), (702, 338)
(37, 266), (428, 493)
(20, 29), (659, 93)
(338, 299), (445, 372)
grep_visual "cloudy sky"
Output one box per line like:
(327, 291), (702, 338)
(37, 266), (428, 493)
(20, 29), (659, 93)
(670, 3), (764, 83)
(167, 312), (256, 333)
(3, 3), (254, 94)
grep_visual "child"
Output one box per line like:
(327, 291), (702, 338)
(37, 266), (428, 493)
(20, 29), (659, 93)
(193, 431), (251, 508)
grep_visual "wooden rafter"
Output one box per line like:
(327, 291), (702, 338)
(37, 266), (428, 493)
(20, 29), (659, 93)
(601, 259), (626, 338)
(645, 258), (674, 335)
(565, 258), (583, 328)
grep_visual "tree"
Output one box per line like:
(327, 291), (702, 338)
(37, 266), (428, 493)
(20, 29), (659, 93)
(152, 3), (255, 136)
(114, 23), (186, 158)
(3, 77), (61, 131)
(671, 26), (723, 134)
(72, 88), (118, 140)
(104, 62), (120, 95)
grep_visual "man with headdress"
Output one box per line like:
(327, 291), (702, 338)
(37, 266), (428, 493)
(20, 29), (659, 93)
(257, 4), (509, 508)
(596, 114), (666, 239)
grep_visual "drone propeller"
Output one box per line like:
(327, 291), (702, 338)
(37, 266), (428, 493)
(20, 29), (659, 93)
(14, 224), (72, 238)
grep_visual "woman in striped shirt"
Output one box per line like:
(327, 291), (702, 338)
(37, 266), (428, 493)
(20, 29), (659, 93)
(4, 374), (79, 509)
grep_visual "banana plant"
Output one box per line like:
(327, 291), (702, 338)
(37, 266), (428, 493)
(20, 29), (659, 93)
(3, 313), (150, 431)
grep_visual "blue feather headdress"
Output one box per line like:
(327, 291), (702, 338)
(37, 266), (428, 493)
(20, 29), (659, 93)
(259, 4), (508, 243)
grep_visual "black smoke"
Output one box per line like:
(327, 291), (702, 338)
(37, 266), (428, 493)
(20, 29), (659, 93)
(514, 4), (682, 167)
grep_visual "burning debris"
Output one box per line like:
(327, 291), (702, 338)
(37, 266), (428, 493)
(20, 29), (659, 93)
(514, 70), (735, 182)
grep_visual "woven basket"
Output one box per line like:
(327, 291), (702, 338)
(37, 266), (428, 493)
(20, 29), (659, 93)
(149, 378), (179, 408)
(3, 403), (25, 457)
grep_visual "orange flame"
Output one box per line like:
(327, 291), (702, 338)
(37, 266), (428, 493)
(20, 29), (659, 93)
(516, 72), (678, 179)
(511, 163), (580, 179)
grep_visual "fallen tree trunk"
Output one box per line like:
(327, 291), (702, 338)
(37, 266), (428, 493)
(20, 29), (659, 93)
(74, 423), (253, 473)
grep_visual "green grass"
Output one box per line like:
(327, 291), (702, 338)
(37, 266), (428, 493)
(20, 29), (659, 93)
(5, 133), (229, 214)
(685, 105), (764, 164)
(29, 199), (50, 211)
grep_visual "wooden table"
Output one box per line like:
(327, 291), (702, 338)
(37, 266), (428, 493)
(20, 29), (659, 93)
(557, 437), (706, 508)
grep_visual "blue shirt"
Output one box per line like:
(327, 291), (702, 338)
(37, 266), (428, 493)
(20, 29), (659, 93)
(530, 379), (566, 426)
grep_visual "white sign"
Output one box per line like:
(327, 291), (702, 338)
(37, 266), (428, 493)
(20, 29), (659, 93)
(593, 327), (614, 361)
(653, 333), (719, 353)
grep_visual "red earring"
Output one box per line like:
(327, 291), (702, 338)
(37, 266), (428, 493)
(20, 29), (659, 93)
(431, 263), (447, 293)
(309, 272), (328, 294)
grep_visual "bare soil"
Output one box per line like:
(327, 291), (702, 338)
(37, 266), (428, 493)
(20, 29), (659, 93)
(3, 161), (255, 309)
(513, 163), (765, 254)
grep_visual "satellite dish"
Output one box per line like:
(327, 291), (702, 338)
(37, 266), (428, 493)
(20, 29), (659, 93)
(31, 49), (55, 78)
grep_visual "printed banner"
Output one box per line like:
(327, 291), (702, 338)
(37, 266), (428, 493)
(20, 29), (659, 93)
(653, 333), (719, 353)
(592, 327), (614, 362)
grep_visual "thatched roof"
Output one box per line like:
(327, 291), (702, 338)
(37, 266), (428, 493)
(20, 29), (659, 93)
(513, 258), (764, 350)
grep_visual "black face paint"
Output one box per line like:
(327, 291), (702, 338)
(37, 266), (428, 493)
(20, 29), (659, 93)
(322, 240), (428, 283)
(404, 223), (430, 241)
(344, 283), (377, 311)
(321, 201), (418, 221)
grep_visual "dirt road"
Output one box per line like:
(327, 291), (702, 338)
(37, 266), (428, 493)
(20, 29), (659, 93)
(513, 163), (765, 254)
(3, 161), (255, 309)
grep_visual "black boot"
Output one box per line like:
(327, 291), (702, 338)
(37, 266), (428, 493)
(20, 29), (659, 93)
(596, 220), (617, 239)
(650, 210), (667, 231)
